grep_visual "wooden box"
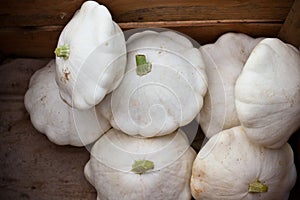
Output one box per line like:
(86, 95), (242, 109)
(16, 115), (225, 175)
(0, 0), (299, 199)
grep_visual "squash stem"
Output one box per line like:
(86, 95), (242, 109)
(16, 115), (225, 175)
(131, 159), (154, 174)
(248, 178), (268, 193)
(135, 54), (152, 76)
(55, 45), (70, 60)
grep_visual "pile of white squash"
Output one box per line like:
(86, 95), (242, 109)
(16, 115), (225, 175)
(24, 1), (300, 200)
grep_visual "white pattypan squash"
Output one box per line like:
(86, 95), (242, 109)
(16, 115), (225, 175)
(99, 29), (207, 137)
(24, 60), (111, 146)
(190, 126), (296, 200)
(84, 128), (196, 200)
(235, 38), (300, 148)
(55, 1), (126, 110)
(197, 32), (262, 138)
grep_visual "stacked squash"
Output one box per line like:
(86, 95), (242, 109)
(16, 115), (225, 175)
(192, 33), (299, 200)
(24, 1), (299, 199)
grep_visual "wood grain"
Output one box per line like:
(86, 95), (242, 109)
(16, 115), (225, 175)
(278, 0), (300, 47)
(0, 0), (84, 27)
(103, 0), (293, 23)
(0, 22), (282, 58)
(0, 0), (293, 27)
(0, 26), (60, 58)
(0, 59), (50, 96)
(0, 0), (295, 57)
(0, 102), (96, 200)
(0, 59), (97, 200)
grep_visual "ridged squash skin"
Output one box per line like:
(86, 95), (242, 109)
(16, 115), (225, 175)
(191, 126), (296, 200)
(24, 60), (110, 146)
(55, 1), (126, 110)
(235, 38), (300, 148)
(198, 32), (263, 138)
(84, 128), (196, 200)
(99, 30), (207, 137)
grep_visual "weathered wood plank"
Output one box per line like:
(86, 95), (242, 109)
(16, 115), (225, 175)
(105, 0), (294, 23)
(0, 99), (96, 200)
(0, 59), (50, 96)
(0, 26), (60, 58)
(169, 22), (281, 45)
(0, 0), (84, 27)
(278, 0), (300, 47)
(0, 0), (292, 57)
(0, 0), (293, 27)
(0, 59), (96, 199)
(0, 22), (282, 58)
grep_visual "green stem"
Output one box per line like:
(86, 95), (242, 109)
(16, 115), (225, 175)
(131, 159), (154, 175)
(135, 54), (152, 76)
(248, 178), (268, 193)
(55, 45), (70, 60)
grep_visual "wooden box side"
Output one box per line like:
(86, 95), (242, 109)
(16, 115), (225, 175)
(0, 0), (298, 57)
